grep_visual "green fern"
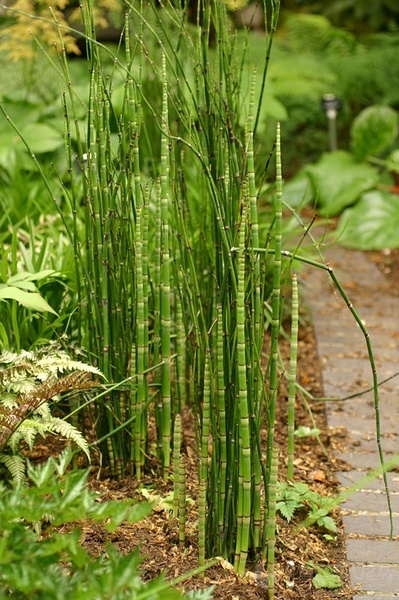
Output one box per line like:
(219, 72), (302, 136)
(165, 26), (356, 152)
(0, 453), (26, 485)
(0, 343), (103, 482)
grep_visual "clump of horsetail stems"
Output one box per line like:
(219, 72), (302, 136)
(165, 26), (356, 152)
(70, 0), (285, 572)
(16, 0), (382, 579)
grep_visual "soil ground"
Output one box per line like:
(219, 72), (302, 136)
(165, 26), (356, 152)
(28, 246), (399, 600)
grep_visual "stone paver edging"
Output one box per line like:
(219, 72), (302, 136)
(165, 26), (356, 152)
(302, 244), (399, 599)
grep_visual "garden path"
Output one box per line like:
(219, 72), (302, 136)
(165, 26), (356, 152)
(302, 241), (399, 599)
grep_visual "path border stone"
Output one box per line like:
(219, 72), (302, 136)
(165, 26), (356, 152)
(302, 244), (399, 599)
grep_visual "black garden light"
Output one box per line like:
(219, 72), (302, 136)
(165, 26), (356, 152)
(322, 93), (342, 152)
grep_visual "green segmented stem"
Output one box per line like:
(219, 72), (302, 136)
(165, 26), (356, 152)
(198, 479), (206, 569)
(266, 447), (278, 600)
(253, 0), (280, 136)
(173, 414), (182, 518)
(133, 204), (146, 479)
(287, 272), (299, 481)
(246, 73), (263, 551)
(160, 53), (172, 472)
(174, 282), (186, 412)
(178, 455), (186, 547)
(201, 350), (211, 486)
(267, 123), (283, 487)
(216, 303), (227, 550)
(234, 203), (252, 577)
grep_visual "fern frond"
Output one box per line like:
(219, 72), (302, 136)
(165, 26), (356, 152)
(0, 345), (102, 470)
(0, 453), (26, 484)
(8, 419), (48, 452)
(43, 417), (90, 460)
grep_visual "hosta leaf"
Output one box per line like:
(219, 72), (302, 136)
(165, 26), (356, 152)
(305, 150), (379, 216)
(350, 105), (398, 161)
(282, 171), (314, 209)
(336, 190), (399, 250)
(20, 123), (64, 154)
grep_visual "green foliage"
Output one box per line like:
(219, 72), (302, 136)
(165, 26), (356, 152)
(0, 271), (58, 315)
(309, 562), (342, 590)
(336, 190), (399, 250)
(276, 481), (337, 533)
(0, 219), (76, 350)
(350, 105), (398, 161)
(287, 101), (399, 248)
(305, 150), (379, 216)
(0, 452), (209, 599)
(282, 12), (357, 55)
(0, 344), (102, 482)
(1, 0), (382, 583)
(294, 426), (321, 438)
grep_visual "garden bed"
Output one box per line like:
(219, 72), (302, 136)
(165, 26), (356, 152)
(29, 310), (354, 599)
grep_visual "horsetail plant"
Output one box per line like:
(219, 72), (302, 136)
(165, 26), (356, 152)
(198, 478), (206, 569)
(178, 454), (186, 547)
(287, 272), (299, 481)
(266, 447), (279, 600)
(267, 122), (283, 482)
(173, 413), (182, 518)
(6, 0), (386, 585)
(234, 202), (253, 577)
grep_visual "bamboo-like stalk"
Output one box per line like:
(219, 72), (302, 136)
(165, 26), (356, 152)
(234, 202), (252, 577)
(201, 350), (211, 486)
(173, 414), (182, 518)
(216, 303), (227, 553)
(174, 283), (186, 412)
(133, 204), (146, 479)
(198, 478), (206, 568)
(266, 123), (283, 486)
(246, 73), (263, 552)
(160, 53), (172, 473)
(266, 447), (279, 600)
(287, 272), (299, 480)
(178, 455), (186, 547)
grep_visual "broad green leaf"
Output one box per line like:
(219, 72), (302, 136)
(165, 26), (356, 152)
(0, 287), (58, 314)
(8, 270), (57, 284)
(0, 99), (42, 130)
(336, 190), (399, 250)
(350, 105), (398, 161)
(312, 566), (342, 590)
(282, 171), (314, 208)
(306, 150), (379, 216)
(20, 123), (64, 154)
